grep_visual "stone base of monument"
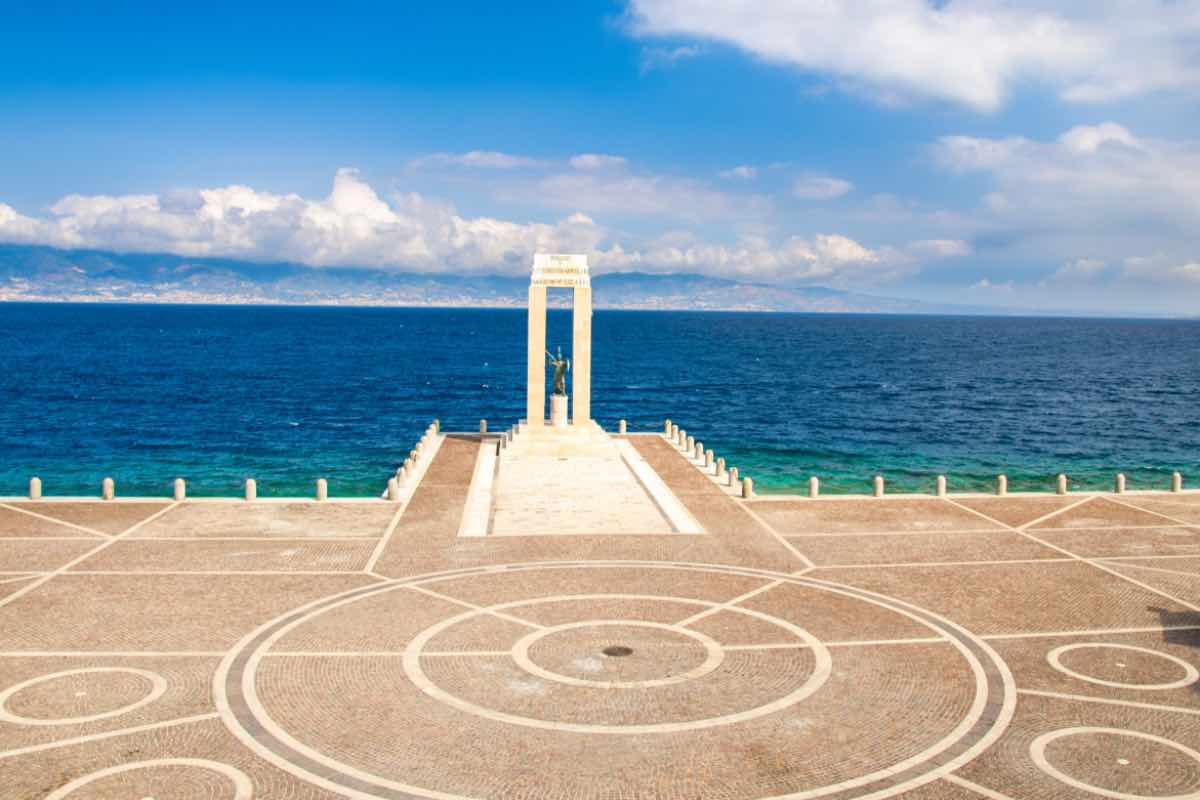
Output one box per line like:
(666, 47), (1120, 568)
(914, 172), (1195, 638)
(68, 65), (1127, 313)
(549, 394), (569, 427)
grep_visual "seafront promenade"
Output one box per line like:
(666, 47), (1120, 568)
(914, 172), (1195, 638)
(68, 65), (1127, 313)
(0, 422), (1197, 799)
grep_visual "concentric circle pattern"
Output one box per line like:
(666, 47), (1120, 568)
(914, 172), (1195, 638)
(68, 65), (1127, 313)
(218, 562), (1014, 800)
(1031, 727), (1200, 800)
(1047, 643), (1200, 691)
(0, 668), (167, 726)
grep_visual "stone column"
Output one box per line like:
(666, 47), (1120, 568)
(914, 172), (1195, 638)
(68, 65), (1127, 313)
(571, 285), (592, 425)
(526, 284), (547, 427)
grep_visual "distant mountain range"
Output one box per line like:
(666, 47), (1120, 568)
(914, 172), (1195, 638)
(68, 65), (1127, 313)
(0, 243), (1009, 314)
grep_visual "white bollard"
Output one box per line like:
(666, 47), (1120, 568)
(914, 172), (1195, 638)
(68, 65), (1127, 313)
(997, 474), (1008, 496)
(28, 476), (41, 501)
(664, 419), (672, 435)
(705, 449), (714, 470)
(873, 475), (884, 498)
(694, 441), (704, 461)
(387, 477), (399, 502)
(244, 478), (257, 501)
(315, 478), (328, 502)
(1056, 474), (1068, 495)
(936, 475), (947, 497)
(1172, 472), (1183, 493)
(433, 419), (440, 434)
(809, 476), (820, 498)
(1114, 473), (1126, 494)
(685, 435), (694, 454)
(479, 419), (487, 434)
(716, 457), (726, 480)
(671, 424), (680, 443)
(397, 465), (409, 484)
(678, 429), (687, 448)
(742, 476), (754, 498)
(728, 466), (739, 487)
(101, 477), (115, 501)
(404, 457), (415, 473)
(173, 478), (186, 501)
(618, 419), (627, 434)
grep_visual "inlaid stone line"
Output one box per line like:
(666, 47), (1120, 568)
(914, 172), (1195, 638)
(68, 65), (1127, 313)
(942, 774), (1018, 800)
(732, 497), (816, 569)
(215, 560), (1016, 800)
(672, 578), (785, 627)
(943, 496), (1200, 613)
(405, 583), (548, 631)
(613, 439), (704, 534)
(1096, 559), (1200, 578)
(0, 667), (168, 726)
(982, 624), (1200, 641)
(1029, 727), (1200, 800)
(0, 501), (181, 612)
(0, 712), (220, 761)
(1105, 493), (1200, 528)
(365, 436), (444, 573)
(816, 557), (1077, 570)
(0, 502), (110, 538)
(1046, 642), (1199, 690)
(43, 757), (254, 800)
(1017, 689), (1200, 717)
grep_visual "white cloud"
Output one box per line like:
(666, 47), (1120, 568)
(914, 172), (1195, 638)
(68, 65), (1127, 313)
(1122, 255), (1200, 284)
(0, 169), (924, 287)
(908, 239), (972, 259)
(1049, 257), (1107, 282)
(639, 44), (703, 72)
(409, 150), (542, 169)
(568, 154), (628, 170)
(971, 277), (1015, 292)
(625, 0), (1200, 111)
(934, 123), (1200, 268)
(793, 175), (853, 200)
(718, 165), (758, 180)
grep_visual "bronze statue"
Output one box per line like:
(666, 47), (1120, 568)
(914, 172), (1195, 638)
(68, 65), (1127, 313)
(546, 347), (570, 396)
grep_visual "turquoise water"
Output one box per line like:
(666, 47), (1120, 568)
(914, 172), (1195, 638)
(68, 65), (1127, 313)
(0, 303), (1197, 497)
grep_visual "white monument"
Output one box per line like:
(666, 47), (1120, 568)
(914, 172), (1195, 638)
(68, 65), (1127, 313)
(527, 254), (591, 427)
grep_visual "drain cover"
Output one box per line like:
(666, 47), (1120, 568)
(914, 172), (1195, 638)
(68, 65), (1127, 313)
(602, 645), (634, 657)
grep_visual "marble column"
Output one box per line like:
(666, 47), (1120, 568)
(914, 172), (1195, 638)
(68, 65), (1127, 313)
(526, 285), (547, 427)
(571, 285), (592, 425)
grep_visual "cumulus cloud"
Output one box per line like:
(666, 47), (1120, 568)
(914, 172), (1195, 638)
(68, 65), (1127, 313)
(908, 239), (972, 259)
(934, 123), (1200, 274)
(639, 44), (703, 72)
(793, 175), (853, 200)
(1122, 255), (1200, 284)
(718, 165), (757, 180)
(409, 150), (543, 169)
(1048, 257), (1108, 283)
(0, 169), (935, 286)
(568, 154), (628, 170)
(625, 0), (1200, 111)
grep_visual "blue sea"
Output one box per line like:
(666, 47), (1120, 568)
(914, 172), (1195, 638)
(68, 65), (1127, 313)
(1, 303), (1197, 497)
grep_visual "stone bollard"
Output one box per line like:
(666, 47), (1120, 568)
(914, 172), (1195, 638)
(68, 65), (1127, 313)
(672, 424), (680, 443)
(694, 442), (704, 461)
(315, 478), (328, 502)
(244, 478), (257, 502)
(387, 477), (399, 502)
(684, 435), (693, 453)
(1115, 473), (1126, 494)
(173, 478), (186, 501)
(1056, 474), (1068, 495)
(873, 475), (884, 498)
(28, 476), (41, 501)
(433, 419), (440, 434)
(397, 465), (409, 484)
(705, 449), (714, 470)
(678, 429), (687, 448)
(404, 457), (415, 473)
(479, 419), (487, 434)
(936, 475), (947, 497)
(716, 457), (726, 479)
(997, 475), (1008, 496)
(728, 467), (739, 487)
(1172, 472), (1183, 493)
(101, 477), (115, 501)
(618, 419), (627, 434)
(742, 476), (754, 498)
(664, 419), (672, 435)
(809, 476), (820, 498)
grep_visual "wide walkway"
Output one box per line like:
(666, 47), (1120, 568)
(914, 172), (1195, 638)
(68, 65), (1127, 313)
(0, 429), (1197, 799)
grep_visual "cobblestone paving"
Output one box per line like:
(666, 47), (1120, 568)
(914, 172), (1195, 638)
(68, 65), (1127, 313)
(0, 436), (1197, 799)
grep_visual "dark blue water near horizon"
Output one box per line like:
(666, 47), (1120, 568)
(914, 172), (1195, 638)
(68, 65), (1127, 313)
(1, 303), (1197, 497)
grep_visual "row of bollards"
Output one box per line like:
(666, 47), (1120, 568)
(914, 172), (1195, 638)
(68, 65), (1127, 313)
(663, 419), (754, 498)
(388, 419), (441, 501)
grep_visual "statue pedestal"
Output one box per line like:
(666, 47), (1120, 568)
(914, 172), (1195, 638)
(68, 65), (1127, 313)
(549, 394), (569, 427)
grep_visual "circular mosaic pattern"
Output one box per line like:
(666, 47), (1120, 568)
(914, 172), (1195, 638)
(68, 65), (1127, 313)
(217, 562), (1014, 800)
(0, 667), (167, 726)
(1047, 644), (1200, 691)
(1031, 727), (1200, 800)
(44, 758), (253, 800)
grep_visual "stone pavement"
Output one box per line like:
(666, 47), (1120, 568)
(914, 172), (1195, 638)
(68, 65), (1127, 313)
(0, 431), (1196, 799)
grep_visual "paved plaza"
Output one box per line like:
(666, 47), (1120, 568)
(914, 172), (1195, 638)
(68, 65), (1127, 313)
(0, 430), (1197, 799)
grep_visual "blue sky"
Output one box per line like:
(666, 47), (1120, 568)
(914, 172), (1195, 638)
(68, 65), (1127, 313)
(2, 1), (1198, 313)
